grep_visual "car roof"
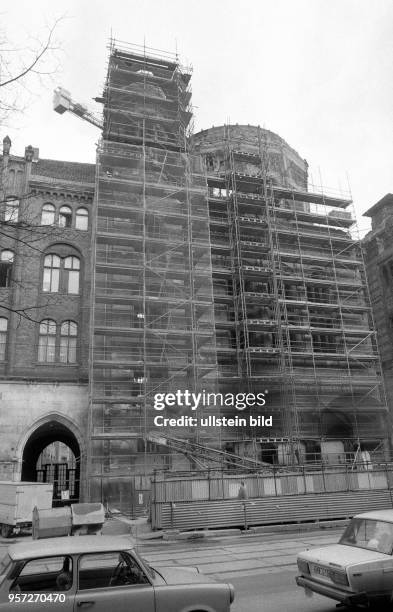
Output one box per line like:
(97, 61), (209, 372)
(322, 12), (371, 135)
(354, 509), (393, 522)
(8, 536), (135, 561)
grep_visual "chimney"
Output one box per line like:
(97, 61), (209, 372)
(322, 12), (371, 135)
(2, 136), (11, 156)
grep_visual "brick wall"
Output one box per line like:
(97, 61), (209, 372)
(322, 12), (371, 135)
(363, 196), (393, 418)
(0, 153), (94, 381)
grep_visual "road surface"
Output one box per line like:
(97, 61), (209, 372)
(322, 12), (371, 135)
(139, 528), (343, 612)
(0, 526), (345, 611)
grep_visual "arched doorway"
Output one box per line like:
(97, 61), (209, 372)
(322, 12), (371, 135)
(21, 420), (81, 506)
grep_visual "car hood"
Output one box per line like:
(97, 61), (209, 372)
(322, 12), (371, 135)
(153, 565), (215, 585)
(300, 544), (389, 568)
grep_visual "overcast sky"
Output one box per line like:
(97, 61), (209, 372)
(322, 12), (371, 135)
(2, 0), (392, 233)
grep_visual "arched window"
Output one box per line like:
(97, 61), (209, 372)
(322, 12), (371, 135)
(43, 254), (61, 292)
(75, 208), (88, 231)
(59, 206), (72, 228)
(41, 203), (55, 225)
(64, 256), (80, 294)
(60, 321), (78, 363)
(38, 319), (56, 362)
(4, 197), (19, 223)
(0, 250), (14, 287)
(0, 317), (8, 360)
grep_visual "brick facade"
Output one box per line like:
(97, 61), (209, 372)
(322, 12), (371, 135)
(0, 138), (94, 496)
(363, 194), (393, 423)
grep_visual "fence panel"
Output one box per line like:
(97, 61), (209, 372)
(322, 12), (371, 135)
(152, 489), (393, 530)
(151, 464), (393, 510)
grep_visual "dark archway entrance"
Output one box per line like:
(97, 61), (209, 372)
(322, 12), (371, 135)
(21, 420), (80, 506)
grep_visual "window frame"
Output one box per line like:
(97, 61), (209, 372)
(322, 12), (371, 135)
(10, 555), (73, 594)
(38, 319), (57, 363)
(42, 253), (81, 295)
(43, 254), (61, 293)
(4, 197), (19, 223)
(64, 256), (80, 295)
(41, 203), (56, 226)
(59, 321), (78, 364)
(59, 205), (73, 229)
(77, 551), (150, 591)
(37, 319), (79, 365)
(0, 250), (15, 288)
(75, 207), (89, 231)
(0, 317), (8, 361)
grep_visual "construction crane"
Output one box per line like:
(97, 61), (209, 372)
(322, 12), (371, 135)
(53, 87), (103, 129)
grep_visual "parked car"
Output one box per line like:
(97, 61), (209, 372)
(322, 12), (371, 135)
(0, 535), (235, 611)
(296, 509), (393, 607)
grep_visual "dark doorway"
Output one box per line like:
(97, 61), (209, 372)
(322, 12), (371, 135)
(21, 420), (80, 506)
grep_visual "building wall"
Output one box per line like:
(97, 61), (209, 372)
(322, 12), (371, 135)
(0, 142), (94, 491)
(363, 194), (393, 420)
(192, 125), (388, 462)
(191, 124), (308, 190)
(0, 382), (87, 479)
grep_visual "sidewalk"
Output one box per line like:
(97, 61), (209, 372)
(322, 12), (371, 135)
(106, 514), (349, 542)
(0, 516), (348, 546)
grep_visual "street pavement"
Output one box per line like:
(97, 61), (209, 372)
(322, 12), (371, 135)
(139, 528), (343, 612)
(0, 527), (344, 611)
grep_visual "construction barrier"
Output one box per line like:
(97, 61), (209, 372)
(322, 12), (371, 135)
(150, 463), (393, 530)
(151, 489), (393, 531)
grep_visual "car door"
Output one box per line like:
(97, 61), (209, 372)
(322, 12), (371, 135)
(73, 551), (155, 612)
(0, 555), (75, 611)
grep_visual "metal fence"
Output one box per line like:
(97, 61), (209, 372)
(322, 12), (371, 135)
(150, 464), (393, 530)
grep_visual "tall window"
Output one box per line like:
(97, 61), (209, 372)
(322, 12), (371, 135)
(0, 318), (7, 360)
(59, 206), (72, 228)
(42, 253), (81, 294)
(41, 203), (55, 225)
(64, 256), (80, 294)
(38, 319), (56, 362)
(60, 321), (77, 363)
(75, 208), (88, 231)
(43, 255), (60, 292)
(0, 250), (14, 287)
(4, 197), (19, 223)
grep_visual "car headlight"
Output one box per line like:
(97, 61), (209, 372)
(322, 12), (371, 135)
(330, 570), (349, 586)
(228, 583), (235, 604)
(297, 559), (310, 575)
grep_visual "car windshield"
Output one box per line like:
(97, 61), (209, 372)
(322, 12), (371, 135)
(0, 553), (11, 586)
(340, 518), (393, 554)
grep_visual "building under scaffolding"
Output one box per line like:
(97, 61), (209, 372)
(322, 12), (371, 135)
(87, 43), (389, 508)
(88, 43), (219, 505)
(192, 124), (389, 465)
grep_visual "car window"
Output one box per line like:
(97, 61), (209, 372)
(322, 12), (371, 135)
(340, 519), (393, 554)
(11, 556), (73, 593)
(78, 552), (149, 590)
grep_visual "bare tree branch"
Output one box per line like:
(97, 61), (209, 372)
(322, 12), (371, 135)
(0, 15), (65, 123)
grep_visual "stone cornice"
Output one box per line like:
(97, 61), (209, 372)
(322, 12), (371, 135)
(29, 179), (94, 202)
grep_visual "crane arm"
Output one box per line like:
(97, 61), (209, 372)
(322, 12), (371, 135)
(53, 87), (103, 129)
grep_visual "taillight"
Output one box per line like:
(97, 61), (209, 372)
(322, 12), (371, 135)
(330, 570), (349, 586)
(297, 559), (310, 575)
(228, 583), (235, 604)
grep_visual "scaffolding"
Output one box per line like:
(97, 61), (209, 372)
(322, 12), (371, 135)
(88, 42), (218, 508)
(193, 124), (389, 465)
(87, 44), (389, 510)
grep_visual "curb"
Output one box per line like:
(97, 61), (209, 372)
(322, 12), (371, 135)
(163, 528), (241, 541)
(159, 519), (348, 541)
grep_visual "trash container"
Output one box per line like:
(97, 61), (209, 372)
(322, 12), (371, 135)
(32, 506), (72, 539)
(71, 503), (105, 535)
